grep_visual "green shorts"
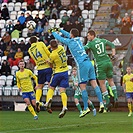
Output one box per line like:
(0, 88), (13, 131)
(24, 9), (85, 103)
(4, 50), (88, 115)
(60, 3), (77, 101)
(96, 61), (113, 80)
(74, 94), (82, 100)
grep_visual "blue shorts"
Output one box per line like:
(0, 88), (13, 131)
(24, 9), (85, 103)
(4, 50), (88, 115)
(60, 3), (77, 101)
(22, 91), (36, 100)
(38, 68), (52, 84)
(77, 59), (96, 83)
(126, 92), (133, 99)
(50, 71), (69, 88)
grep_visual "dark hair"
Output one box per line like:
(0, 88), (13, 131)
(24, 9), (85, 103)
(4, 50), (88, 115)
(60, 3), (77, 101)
(30, 36), (38, 44)
(70, 28), (79, 37)
(18, 59), (25, 65)
(88, 30), (96, 37)
(50, 39), (58, 48)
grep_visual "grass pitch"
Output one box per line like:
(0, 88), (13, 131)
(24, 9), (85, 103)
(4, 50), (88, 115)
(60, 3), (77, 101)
(0, 111), (133, 133)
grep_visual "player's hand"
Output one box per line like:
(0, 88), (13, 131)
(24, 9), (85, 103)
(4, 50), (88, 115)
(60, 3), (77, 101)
(34, 86), (38, 90)
(54, 27), (60, 32)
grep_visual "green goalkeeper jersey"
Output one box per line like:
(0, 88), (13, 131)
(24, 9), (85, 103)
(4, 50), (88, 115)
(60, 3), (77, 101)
(84, 37), (115, 65)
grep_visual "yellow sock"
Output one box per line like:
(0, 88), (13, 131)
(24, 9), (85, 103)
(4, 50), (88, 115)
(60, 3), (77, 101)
(128, 103), (132, 113)
(36, 89), (42, 102)
(46, 88), (54, 102)
(60, 92), (67, 108)
(28, 104), (37, 116)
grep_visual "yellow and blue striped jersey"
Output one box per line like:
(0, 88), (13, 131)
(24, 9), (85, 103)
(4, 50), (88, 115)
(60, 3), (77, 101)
(50, 45), (68, 74)
(123, 74), (133, 92)
(16, 69), (38, 92)
(28, 42), (51, 70)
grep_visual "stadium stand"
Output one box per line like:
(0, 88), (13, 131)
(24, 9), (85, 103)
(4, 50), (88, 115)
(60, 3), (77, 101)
(0, 0), (132, 111)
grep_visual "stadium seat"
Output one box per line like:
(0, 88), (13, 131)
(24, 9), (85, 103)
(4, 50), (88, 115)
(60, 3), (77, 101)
(35, 2), (40, 10)
(10, 11), (17, 20)
(81, 31), (87, 37)
(1, 28), (6, 37)
(8, 2), (14, 12)
(21, 2), (27, 11)
(25, 37), (30, 44)
(13, 19), (18, 25)
(24, 56), (30, 63)
(66, 87), (74, 97)
(39, 10), (45, 19)
(82, 10), (89, 19)
(34, 66), (38, 75)
(59, 10), (67, 19)
(0, 20), (6, 29)
(104, 27), (111, 34)
(84, 18), (92, 28)
(6, 19), (13, 25)
(11, 66), (19, 75)
(92, 1), (100, 10)
(17, 11), (24, 19)
(79, 37), (85, 44)
(43, 85), (48, 95)
(11, 38), (18, 43)
(1, 3), (8, 9)
(14, 2), (21, 11)
(32, 10), (39, 19)
(88, 10), (96, 19)
(4, 86), (12, 96)
(18, 37), (25, 43)
(78, 1), (84, 10)
(82, 27), (88, 32)
(49, 19), (56, 27)
(67, 10), (72, 17)
(22, 28), (28, 37)
(25, 10), (32, 16)
(12, 85), (19, 96)
(68, 65), (72, 76)
(1, 56), (7, 63)
(0, 75), (6, 87)
(113, 27), (120, 34)
(55, 19), (62, 28)
(6, 75), (13, 86)
(0, 86), (3, 95)
(120, 9), (126, 14)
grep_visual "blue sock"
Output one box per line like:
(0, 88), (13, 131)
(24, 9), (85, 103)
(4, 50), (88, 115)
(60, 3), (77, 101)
(94, 86), (103, 103)
(81, 90), (88, 110)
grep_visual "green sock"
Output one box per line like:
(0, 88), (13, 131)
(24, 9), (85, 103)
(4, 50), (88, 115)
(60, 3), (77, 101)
(89, 101), (95, 110)
(102, 91), (110, 105)
(76, 103), (82, 112)
(111, 86), (118, 101)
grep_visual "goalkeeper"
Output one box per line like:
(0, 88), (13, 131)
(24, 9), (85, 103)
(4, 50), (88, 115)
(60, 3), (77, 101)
(48, 27), (104, 117)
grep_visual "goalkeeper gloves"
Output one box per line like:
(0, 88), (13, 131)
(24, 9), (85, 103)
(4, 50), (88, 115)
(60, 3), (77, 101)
(48, 27), (60, 33)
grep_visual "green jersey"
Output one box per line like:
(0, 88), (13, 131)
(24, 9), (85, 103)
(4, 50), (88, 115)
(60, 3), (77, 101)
(84, 37), (115, 65)
(71, 75), (81, 96)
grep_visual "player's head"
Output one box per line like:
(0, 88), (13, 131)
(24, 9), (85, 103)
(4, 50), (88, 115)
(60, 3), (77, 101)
(126, 66), (131, 74)
(72, 67), (77, 76)
(87, 30), (96, 41)
(70, 28), (79, 38)
(29, 36), (38, 44)
(50, 39), (58, 49)
(18, 59), (25, 70)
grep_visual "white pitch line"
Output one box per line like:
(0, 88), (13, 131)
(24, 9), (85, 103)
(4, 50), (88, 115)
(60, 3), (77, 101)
(0, 122), (106, 133)
(0, 121), (129, 133)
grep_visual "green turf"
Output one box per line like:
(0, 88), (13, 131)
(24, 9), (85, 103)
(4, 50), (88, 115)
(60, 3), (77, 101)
(0, 111), (133, 133)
